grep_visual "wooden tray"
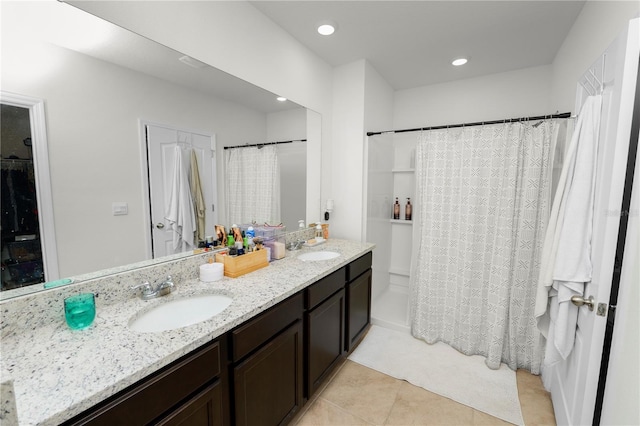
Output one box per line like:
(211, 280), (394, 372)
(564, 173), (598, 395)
(215, 249), (268, 278)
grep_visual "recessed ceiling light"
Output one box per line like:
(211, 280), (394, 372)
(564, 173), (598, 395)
(277, 96), (287, 102)
(317, 21), (338, 36)
(452, 58), (468, 66)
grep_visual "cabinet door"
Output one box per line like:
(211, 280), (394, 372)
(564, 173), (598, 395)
(306, 288), (345, 398)
(156, 381), (223, 426)
(346, 269), (372, 352)
(234, 320), (303, 426)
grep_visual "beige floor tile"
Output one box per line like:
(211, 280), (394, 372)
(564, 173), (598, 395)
(296, 398), (373, 426)
(321, 360), (402, 425)
(516, 369), (556, 426)
(385, 381), (474, 425)
(472, 409), (513, 425)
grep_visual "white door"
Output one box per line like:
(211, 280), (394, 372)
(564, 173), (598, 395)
(144, 122), (217, 258)
(547, 19), (639, 426)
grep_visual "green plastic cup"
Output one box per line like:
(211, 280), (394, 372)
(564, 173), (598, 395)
(64, 293), (96, 330)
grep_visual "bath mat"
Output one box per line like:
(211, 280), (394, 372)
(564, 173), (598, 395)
(348, 325), (524, 425)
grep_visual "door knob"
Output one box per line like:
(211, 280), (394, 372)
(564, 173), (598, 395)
(156, 223), (165, 229)
(571, 295), (595, 311)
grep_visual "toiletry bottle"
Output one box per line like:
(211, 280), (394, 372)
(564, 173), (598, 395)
(405, 198), (412, 221)
(298, 219), (305, 229)
(393, 197), (400, 220)
(315, 223), (323, 239)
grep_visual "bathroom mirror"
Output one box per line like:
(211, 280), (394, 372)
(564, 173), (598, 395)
(1, 1), (319, 299)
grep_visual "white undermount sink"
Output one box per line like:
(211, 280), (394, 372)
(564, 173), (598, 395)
(128, 293), (232, 333)
(297, 251), (340, 262)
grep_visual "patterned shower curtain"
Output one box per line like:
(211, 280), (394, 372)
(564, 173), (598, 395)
(409, 120), (567, 374)
(225, 145), (281, 225)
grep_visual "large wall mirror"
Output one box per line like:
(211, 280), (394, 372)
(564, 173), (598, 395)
(1, 1), (320, 299)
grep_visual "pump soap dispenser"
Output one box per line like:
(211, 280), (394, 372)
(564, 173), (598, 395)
(405, 198), (412, 221)
(393, 197), (400, 220)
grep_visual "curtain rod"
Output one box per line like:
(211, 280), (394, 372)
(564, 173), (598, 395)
(223, 139), (307, 150)
(366, 112), (572, 137)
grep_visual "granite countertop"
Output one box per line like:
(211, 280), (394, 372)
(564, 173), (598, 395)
(0, 239), (374, 425)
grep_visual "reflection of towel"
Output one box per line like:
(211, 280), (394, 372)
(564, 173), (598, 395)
(535, 95), (602, 365)
(165, 146), (196, 252)
(190, 150), (206, 243)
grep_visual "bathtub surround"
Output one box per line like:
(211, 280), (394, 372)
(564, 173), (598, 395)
(348, 325), (524, 425)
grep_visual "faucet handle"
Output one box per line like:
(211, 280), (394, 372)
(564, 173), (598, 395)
(131, 282), (153, 296)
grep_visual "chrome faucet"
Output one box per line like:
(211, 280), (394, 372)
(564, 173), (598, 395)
(286, 240), (305, 251)
(131, 275), (175, 300)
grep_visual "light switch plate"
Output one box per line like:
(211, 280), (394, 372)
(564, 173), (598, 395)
(112, 202), (128, 216)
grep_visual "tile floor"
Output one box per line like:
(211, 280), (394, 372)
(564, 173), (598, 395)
(292, 359), (556, 426)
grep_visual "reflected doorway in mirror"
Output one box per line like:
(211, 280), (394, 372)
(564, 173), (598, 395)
(143, 122), (217, 259)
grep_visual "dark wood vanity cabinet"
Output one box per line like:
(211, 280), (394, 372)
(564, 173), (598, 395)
(346, 252), (373, 352)
(305, 268), (346, 398)
(61, 251), (372, 426)
(64, 338), (228, 426)
(230, 293), (304, 426)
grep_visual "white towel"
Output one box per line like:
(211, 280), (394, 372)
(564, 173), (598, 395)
(165, 146), (196, 252)
(535, 95), (602, 364)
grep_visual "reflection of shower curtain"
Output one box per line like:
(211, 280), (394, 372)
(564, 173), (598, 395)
(225, 145), (280, 225)
(409, 120), (568, 374)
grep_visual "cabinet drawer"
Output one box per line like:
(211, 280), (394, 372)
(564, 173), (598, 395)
(232, 292), (303, 361)
(305, 267), (346, 309)
(347, 252), (372, 282)
(67, 340), (222, 426)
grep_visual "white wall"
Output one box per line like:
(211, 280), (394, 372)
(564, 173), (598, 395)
(393, 65), (553, 129)
(2, 37), (266, 277)
(266, 108), (307, 230)
(266, 108), (307, 142)
(330, 61), (366, 239)
(551, 1), (640, 113)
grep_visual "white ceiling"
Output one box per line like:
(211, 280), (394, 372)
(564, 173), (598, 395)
(14, 1), (587, 112)
(250, 1), (586, 90)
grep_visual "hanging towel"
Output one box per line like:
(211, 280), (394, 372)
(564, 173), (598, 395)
(165, 146), (196, 252)
(190, 150), (206, 244)
(535, 95), (602, 365)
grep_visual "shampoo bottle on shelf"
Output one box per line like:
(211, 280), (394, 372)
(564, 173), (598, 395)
(405, 198), (412, 221)
(393, 197), (400, 220)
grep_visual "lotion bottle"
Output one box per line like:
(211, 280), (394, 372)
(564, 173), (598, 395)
(405, 198), (412, 221)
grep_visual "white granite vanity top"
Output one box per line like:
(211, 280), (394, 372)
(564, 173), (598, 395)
(0, 239), (374, 425)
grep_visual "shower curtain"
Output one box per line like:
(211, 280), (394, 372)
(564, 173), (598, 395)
(410, 120), (567, 374)
(225, 145), (281, 225)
